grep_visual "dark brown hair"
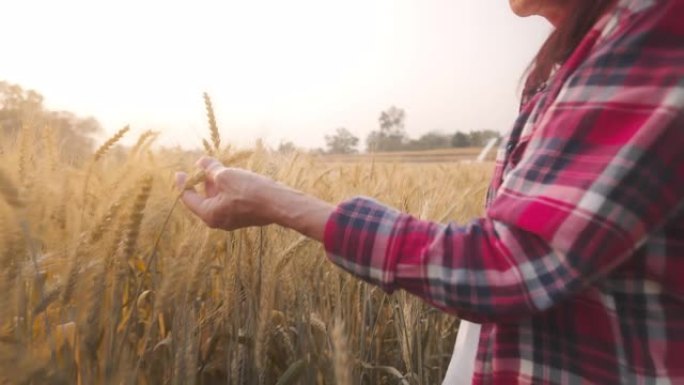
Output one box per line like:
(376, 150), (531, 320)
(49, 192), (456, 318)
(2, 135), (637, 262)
(524, 0), (617, 100)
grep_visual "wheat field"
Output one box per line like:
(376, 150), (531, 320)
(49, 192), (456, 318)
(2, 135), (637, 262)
(0, 103), (493, 384)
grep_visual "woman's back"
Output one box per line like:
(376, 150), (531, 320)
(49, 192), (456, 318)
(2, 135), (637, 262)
(471, 0), (684, 382)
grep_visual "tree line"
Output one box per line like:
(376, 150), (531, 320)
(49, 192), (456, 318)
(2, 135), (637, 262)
(2, 81), (498, 157)
(318, 106), (499, 154)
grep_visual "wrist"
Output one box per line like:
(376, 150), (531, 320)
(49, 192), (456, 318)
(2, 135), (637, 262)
(249, 181), (287, 225)
(263, 184), (334, 242)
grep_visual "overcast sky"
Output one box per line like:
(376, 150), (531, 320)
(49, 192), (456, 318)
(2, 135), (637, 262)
(2, 0), (551, 149)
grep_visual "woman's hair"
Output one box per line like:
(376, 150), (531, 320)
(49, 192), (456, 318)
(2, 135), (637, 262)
(523, 0), (617, 100)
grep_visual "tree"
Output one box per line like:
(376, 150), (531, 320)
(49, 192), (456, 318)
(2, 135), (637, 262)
(378, 106), (405, 134)
(467, 129), (499, 147)
(406, 131), (452, 151)
(1, 81), (44, 137)
(366, 106), (408, 152)
(451, 131), (472, 148)
(365, 130), (384, 153)
(325, 127), (359, 154)
(0, 80), (102, 163)
(277, 141), (297, 154)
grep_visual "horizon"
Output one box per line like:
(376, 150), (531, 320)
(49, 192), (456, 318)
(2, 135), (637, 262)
(2, 0), (551, 150)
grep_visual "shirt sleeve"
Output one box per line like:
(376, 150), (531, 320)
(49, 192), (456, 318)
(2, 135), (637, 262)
(323, 4), (684, 323)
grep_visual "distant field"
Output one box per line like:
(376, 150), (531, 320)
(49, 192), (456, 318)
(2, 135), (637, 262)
(322, 147), (494, 163)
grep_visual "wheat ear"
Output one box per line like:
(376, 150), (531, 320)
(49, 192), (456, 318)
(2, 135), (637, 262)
(119, 175), (153, 260)
(203, 92), (221, 152)
(202, 139), (214, 156)
(61, 199), (123, 305)
(94, 125), (130, 162)
(131, 130), (158, 156)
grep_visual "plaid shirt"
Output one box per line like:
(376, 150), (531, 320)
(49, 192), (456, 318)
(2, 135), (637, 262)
(324, 0), (684, 383)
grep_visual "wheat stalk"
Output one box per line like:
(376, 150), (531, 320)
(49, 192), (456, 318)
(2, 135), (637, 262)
(332, 320), (353, 385)
(108, 175), (154, 364)
(0, 168), (23, 208)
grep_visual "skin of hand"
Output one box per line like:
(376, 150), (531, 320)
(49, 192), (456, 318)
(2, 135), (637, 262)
(175, 157), (334, 242)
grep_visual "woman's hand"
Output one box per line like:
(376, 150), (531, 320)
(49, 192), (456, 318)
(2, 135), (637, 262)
(175, 157), (334, 241)
(175, 157), (277, 230)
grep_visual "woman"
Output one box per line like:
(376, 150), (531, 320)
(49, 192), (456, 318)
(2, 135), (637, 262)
(176, 0), (684, 383)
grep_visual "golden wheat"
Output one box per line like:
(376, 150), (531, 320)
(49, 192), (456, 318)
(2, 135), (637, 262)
(203, 92), (221, 153)
(332, 320), (352, 385)
(0, 168), (23, 208)
(0, 105), (493, 385)
(93, 125), (130, 162)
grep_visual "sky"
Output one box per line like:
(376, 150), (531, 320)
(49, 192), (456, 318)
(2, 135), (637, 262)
(2, 0), (551, 150)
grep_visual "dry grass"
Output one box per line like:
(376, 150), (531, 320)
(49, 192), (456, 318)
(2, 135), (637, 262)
(323, 147), (490, 164)
(0, 108), (492, 385)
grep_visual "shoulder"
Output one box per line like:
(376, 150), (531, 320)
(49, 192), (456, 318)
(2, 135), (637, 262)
(598, 0), (680, 39)
(558, 0), (684, 113)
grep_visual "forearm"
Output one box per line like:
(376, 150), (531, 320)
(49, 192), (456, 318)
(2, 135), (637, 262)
(263, 183), (335, 243)
(323, 197), (641, 323)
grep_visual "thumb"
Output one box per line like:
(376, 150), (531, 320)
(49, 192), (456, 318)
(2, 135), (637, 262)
(174, 171), (187, 191)
(179, 188), (210, 222)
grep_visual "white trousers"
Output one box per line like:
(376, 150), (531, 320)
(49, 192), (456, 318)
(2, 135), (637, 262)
(442, 320), (481, 385)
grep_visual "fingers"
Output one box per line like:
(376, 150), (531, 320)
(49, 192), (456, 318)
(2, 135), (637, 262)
(175, 171), (209, 220)
(196, 156), (226, 180)
(194, 157), (223, 196)
(174, 157), (228, 225)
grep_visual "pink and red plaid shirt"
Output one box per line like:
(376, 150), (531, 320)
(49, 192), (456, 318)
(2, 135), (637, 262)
(324, 0), (684, 383)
